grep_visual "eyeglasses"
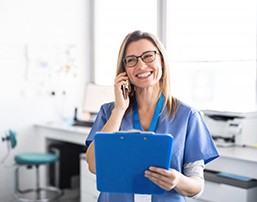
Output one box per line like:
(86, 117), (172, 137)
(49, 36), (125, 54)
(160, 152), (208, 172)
(123, 50), (159, 68)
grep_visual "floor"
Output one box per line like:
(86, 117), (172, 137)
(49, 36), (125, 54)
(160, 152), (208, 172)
(59, 188), (80, 202)
(10, 188), (80, 202)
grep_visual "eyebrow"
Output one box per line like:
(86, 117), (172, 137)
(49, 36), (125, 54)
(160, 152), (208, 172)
(125, 50), (156, 58)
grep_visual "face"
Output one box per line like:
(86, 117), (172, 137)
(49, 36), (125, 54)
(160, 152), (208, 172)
(124, 39), (163, 89)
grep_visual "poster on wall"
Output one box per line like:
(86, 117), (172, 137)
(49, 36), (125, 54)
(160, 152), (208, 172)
(25, 44), (79, 86)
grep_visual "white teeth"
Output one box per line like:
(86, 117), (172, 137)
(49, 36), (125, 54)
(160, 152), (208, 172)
(137, 72), (151, 78)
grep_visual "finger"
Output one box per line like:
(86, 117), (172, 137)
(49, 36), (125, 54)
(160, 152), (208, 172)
(115, 75), (128, 86)
(145, 167), (177, 189)
(145, 170), (171, 184)
(149, 166), (171, 178)
(146, 174), (171, 191)
(116, 72), (127, 79)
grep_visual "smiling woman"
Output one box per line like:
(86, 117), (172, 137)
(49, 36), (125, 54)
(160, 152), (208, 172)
(85, 30), (219, 202)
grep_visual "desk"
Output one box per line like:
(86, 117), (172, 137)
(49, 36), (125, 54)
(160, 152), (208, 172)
(35, 122), (90, 146)
(35, 123), (257, 171)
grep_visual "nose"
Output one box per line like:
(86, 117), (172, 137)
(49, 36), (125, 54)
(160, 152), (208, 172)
(136, 57), (147, 68)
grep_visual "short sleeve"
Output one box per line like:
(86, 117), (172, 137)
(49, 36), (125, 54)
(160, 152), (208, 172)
(184, 111), (219, 165)
(85, 103), (114, 148)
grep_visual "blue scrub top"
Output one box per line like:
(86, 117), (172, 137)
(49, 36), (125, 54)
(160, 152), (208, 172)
(85, 99), (219, 202)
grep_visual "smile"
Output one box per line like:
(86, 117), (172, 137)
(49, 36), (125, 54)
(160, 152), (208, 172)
(136, 72), (152, 78)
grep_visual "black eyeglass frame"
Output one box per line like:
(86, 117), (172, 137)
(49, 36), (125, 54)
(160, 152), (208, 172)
(123, 50), (159, 68)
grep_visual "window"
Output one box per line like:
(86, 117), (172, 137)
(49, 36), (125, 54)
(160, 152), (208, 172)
(93, 0), (257, 112)
(166, 0), (256, 111)
(94, 0), (157, 85)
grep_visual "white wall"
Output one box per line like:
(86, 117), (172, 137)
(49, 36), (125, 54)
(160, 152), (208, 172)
(0, 0), (91, 201)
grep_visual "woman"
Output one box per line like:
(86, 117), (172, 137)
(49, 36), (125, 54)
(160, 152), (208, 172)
(85, 30), (219, 202)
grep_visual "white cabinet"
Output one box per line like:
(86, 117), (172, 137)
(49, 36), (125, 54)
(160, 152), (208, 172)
(80, 153), (99, 202)
(199, 180), (257, 202)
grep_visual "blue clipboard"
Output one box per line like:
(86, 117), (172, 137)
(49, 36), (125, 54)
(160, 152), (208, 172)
(94, 131), (174, 194)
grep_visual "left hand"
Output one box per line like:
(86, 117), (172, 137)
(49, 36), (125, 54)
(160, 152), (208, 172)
(144, 166), (180, 191)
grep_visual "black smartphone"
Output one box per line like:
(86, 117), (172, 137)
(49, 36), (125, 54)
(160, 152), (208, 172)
(121, 83), (128, 99)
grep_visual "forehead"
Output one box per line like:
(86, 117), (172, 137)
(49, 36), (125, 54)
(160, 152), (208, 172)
(125, 39), (156, 56)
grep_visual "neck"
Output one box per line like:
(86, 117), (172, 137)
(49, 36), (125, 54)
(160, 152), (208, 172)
(135, 87), (161, 111)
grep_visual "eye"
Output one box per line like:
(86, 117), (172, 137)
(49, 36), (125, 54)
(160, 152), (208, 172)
(126, 57), (137, 64)
(142, 52), (154, 61)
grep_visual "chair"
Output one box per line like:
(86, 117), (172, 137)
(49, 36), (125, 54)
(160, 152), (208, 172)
(2, 130), (63, 202)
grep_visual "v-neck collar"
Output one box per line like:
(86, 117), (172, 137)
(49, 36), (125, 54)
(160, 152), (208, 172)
(133, 94), (164, 132)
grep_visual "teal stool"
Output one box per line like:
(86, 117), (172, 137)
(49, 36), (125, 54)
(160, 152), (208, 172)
(4, 130), (63, 202)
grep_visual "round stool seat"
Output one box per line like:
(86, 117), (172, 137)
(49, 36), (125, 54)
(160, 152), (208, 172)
(15, 152), (59, 165)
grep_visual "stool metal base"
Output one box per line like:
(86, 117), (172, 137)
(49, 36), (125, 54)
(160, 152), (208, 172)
(15, 165), (63, 202)
(14, 186), (63, 202)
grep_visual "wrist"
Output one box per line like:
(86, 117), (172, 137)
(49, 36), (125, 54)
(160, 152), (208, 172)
(111, 107), (126, 120)
(113, 106), (126, 114)
(173, 170), (183, 192)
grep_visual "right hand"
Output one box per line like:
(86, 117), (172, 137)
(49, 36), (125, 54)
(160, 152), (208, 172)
(114, 72), (130, 111)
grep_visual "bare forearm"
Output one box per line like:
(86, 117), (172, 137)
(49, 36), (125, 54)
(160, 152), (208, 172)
(175, 174), (203, 197)
(101, 108), (125, 132)
(85, 142), (96, 173)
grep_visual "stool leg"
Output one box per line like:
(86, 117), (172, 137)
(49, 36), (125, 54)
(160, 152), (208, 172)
(35, 165), (40, 200)
(15, 166), (20, 194)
